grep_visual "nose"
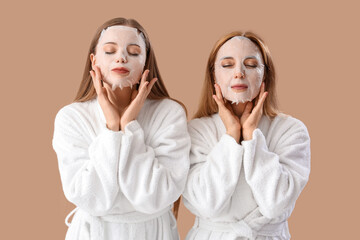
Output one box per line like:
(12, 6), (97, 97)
(116, 51), (127, 63)
(235, 71), (245, 79)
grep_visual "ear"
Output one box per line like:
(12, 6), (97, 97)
(90, 53), (96, 70)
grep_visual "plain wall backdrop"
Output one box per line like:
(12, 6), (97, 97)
(1, 0), (359, 239)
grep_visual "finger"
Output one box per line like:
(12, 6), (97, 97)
(140, 69), (150, 87)
(136, 70), (150, 97)
(90, 70), (96, 91)
(255, 82), (264, 105)
(92, 67), (113, 103)
(253, 91), (268, 113)
(260, 82), (265, 96)
(214, 84), (225, 104)
(90, 70), (101, 95)
(259, 91), (268, 106)
(212, 94), (223, 108)
(101, 86), (110, 99)
(146, 78), (157, 94)
(213, 95), (229, 114)
(134, 80), (150, 104)
(139, 81), (149, 96)
(95, 66), (106, 87)
(94, 66), (101, 81)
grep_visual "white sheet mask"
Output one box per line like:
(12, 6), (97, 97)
(214, 36), (265, 104)
(94, 25), (146, 90)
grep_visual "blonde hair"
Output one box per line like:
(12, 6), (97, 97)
(194, 31), (279, 119)
(73, 17), (184, 218)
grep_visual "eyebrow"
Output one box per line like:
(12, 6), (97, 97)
(219, 56), (234, 61)
(102, 42), (141, 48)
(220, 55), (259, 61)
(244, 56), (258, 60)
(128, 43), (140, 47)
(103, 42), (117, 46)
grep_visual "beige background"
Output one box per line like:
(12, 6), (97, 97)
(1, 0), (359, 239)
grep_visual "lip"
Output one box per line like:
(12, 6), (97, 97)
(112, 67), (130, 74)
(231, 84), (248, 90)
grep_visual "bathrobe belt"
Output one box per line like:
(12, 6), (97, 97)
(194, 217), (287, 239)
(65, 206), (172, 240)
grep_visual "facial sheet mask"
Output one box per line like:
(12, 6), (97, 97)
(94, 25), (146, 90)
(214, 36), (265, 104)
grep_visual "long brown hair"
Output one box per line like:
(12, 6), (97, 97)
(194, 31), (279, 119)
(74, 17), (183, 218)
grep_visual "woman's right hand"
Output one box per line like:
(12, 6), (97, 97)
(120, 70), (157, 131)
(90, 66), (121, 131)
(212, 83), (241, 143)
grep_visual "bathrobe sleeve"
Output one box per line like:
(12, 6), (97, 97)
(52, 106), (122, 216)
(182, 119), (244, 218)
(118, 100), (190, 214)
(241, 117), (311, 219)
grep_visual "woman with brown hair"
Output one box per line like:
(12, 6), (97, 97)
(183, 32), (311, 239)
(52, 17), (190, 240)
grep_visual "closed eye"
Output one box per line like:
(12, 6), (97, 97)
(127, 45), (141, 56)
(245, 64), (257, 68)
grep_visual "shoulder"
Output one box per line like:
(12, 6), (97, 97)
(189, 114), (216, 129)
(54, 99), (96, 126)
(268, 113), (310, 143)
(143, 98), (187, 120)
(272, 113), (309, 133)
(188, 114), (220, 138)
(146, 98), (185, 113)
(137, 98), (188, 132)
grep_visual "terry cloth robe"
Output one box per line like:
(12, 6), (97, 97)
(52, 97), (190, 240)
(183, 113), (310, 240)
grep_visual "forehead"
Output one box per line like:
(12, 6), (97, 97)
(98, 26), (143, 44)
(217, 37), (261, 60)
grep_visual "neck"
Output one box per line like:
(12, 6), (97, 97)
(104, 85), (133, 113)
(231, 101), (246, 118)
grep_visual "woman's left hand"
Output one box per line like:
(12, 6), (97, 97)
(120, 69), (157, 131)
(241, 82), (268, 141)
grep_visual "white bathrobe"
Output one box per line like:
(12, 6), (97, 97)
(183, 113), (310, 240)
(52, 97), (190, 240)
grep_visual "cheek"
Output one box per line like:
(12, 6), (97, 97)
(215, 68), (232, 85)
(246, 69), (263, 86)
(128, 55), (146, 70)
(95, 54), (111, 69)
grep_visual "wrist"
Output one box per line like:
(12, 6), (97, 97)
(226, 130), (240, 143)
(120, 120), (130, 132)
(106, 122), (120, 132)
(242, 128), (254, 141)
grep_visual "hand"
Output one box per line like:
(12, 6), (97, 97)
(90, 66), (121, 131)
(240, 82), (268, 141)
(213, 83), (241, 143)
(120, 70), (157, 131)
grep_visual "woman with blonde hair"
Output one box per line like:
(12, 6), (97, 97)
(183, 32), (311, 239)
(52, 17), (190, 240)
